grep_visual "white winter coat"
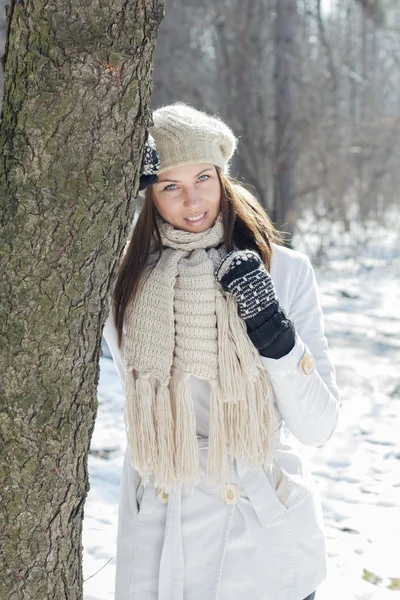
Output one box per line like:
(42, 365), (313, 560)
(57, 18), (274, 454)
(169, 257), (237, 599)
(103, 242), (340, 600)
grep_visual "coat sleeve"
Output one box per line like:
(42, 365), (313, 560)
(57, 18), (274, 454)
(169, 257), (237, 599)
(259, 255), (340, 447)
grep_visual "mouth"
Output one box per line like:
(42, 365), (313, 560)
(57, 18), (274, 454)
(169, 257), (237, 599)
(184, 212), (208, 226)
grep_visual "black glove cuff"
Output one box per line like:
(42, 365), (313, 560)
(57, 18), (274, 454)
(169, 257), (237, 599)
(246, 306), (293, 350)
(259, 323), (296, 359)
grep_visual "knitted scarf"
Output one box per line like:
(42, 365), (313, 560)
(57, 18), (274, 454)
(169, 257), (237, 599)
(123, 213), (277, 494)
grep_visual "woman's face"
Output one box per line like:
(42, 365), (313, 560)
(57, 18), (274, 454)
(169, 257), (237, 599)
(151, 163), (221, 232)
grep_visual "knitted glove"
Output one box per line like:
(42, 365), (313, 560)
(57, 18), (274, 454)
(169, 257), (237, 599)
(215, 249), (295, 359)
(139, 132), (161, 191)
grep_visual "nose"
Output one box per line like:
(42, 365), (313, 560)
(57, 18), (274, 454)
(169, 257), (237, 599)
(183, 186), (201, 209)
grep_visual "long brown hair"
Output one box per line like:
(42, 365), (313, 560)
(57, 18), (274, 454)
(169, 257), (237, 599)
(112, 168), (282, 348)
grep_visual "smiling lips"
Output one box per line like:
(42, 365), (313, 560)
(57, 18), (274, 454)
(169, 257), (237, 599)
(185, 212), (207, 224)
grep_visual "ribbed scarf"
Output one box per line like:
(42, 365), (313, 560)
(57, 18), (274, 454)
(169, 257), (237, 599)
(123, 213), (277, 494)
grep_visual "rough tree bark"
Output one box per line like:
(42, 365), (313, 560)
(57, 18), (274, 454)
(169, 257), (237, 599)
(0, 0), (163, 598)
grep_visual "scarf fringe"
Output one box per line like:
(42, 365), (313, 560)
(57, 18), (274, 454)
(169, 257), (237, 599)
(125, 372), (158, 487)
(206, 383), (230, 488)
(153, 382), (176, 491)
(125, 367), (276, 492)
(256, 368), (278, 462)
(215, 293), (246, 402)
(173, 372), (200, 494)
(226, 293), (261, 380)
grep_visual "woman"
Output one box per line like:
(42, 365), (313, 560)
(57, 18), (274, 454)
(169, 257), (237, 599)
(103, 102), (340, 600)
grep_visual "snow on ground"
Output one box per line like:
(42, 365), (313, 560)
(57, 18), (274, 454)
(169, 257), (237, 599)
(83, 226), (400, 599)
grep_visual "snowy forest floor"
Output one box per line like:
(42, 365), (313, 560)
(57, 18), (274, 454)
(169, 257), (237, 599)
(83, 219), (400, 600)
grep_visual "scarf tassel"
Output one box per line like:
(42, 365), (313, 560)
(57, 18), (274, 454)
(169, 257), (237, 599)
(154, 382), (176, 491)
(173, 372), (200, 494)
(206, 383), (230, 489)
(255, 368), (277, 464)
(226, 293), (262, 379)
(215, 292), (246, 402)
(125, 372), (158, 488)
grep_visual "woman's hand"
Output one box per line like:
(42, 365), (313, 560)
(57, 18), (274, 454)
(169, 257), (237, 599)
(215, 249), (295, 358)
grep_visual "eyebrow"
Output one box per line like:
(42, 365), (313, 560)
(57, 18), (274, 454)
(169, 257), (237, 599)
(156, 167), (214, 184)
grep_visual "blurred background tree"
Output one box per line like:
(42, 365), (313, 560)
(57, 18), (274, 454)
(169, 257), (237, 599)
(149, 0), (400, 244)
(2, 0), (399, 244)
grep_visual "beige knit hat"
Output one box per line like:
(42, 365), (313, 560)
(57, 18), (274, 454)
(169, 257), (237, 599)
(148, 102), (238, 175)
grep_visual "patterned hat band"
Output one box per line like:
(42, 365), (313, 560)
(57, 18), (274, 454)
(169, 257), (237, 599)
(139, 132), (161, 191)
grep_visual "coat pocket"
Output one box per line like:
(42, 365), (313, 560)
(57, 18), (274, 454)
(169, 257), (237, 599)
(236, 446), (313, 530)
(266, 447), (312, 511)
(131, 468), (145, 513)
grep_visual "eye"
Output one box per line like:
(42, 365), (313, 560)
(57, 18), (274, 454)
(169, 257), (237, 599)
(162, 174), (210, 191)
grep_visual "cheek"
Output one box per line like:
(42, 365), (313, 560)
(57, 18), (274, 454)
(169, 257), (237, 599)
(206, 183), (221, 206)
(153, 195), (179, 221)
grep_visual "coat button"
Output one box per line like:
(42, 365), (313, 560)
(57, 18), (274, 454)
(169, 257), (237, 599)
(301, 353), (314, 375)
(221, 482), (240, 504)
(156, 487), (169, 504)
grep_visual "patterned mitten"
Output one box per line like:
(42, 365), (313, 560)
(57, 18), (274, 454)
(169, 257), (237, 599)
(139, 132), (161, 191)
(215, 249), (295, 358)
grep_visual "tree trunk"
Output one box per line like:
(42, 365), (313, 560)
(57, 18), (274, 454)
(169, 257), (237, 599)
(0, 1), (163, 598)
(273, 0), (298, 243)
